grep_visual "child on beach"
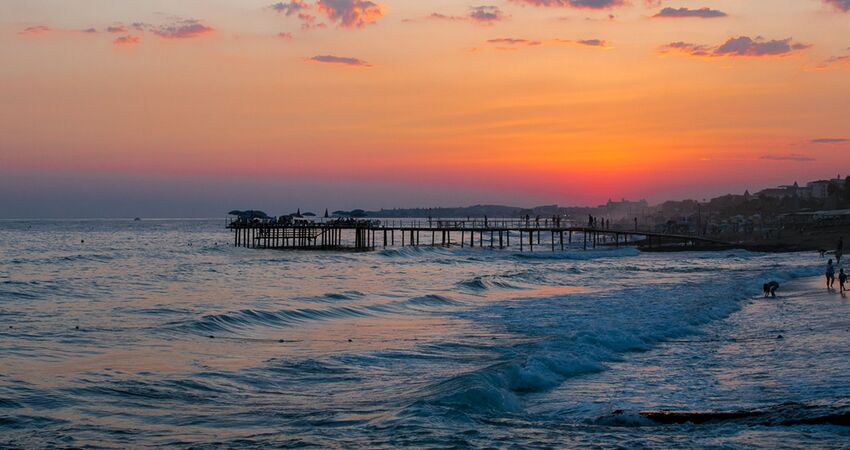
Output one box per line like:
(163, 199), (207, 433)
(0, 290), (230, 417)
(826, 259), (835, 290)
(840, 268), (847, 293)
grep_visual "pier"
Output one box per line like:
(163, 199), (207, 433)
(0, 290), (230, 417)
(226, 218), (732, 252)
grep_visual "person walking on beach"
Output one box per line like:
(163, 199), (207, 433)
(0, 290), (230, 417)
(826, 259), (836, 289)
(763, 281), (779, 298)
(839, 268), (847, 292)
(836, 237), (844, 264)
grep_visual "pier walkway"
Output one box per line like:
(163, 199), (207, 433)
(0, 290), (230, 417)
(226, 218), (732, 252)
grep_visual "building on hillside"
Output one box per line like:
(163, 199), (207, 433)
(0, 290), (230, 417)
(805, 176), (843, 199)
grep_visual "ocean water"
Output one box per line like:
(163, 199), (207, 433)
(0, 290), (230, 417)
(1, 219), (849, 448)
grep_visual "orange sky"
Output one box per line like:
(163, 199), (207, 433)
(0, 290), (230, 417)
(1, 0), (849, 216)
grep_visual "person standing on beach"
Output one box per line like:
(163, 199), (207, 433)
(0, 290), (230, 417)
(826, 259), (836, 289)
(836, 237), (843, 264)
(839, 268), (847, 292)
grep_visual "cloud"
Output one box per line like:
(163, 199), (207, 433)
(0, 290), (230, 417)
(511, 0), (626, 9)
(307, 54), (371, 67)
(487, 38), (541, 46)
(811, 138), (849, 143)
(552, 38), (610, 48)
(113, 35), (141, 46)
(316, 0), (384, 27)
(107, 25), (128, 33)
(819, 54), (850, 69)
(18, 25), (52, 36)
(469, 6), (506, 23)
(277, 32), (294, 40)
(760, 154), (815, 162)
(150, 19), (214, 39)
(576, 38), (607, 47)
(428, 12), (467, 21)
(270, 0), (383, 28)
(823, 0), (850, 12)
(653, 7), (727, 18)
(662, 36), (810, 58)
(270, 0), (310, 16)
(81, 28), (98, 33)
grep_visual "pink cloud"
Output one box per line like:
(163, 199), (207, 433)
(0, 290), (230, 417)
(113, 35), (141, 46)
(18, 25), (52, 36)
(511, 0), (626, 9)
(316, 0), (384, 27)
(823, 0), (850, 12)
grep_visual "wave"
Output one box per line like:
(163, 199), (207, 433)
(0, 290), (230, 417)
(168, 293), (466, 337)
(403, 262), (823, 419)
(170, 306), (375, 335)
(513, 247), (641, 261)
(457, 276), (528, 292)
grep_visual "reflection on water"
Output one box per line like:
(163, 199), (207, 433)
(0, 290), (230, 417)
(1, 219), (848, 448)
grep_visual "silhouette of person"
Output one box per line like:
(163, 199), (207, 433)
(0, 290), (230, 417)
(763, 281), (779, 298)
(827, 259), (836, 289)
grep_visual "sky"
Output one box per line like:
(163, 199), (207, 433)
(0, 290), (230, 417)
(1, 0), (849, 218)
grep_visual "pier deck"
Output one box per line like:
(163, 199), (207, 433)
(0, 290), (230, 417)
(226, 218), (732, 252)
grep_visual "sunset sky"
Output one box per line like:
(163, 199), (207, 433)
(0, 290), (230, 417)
(1, 0), (849, 217)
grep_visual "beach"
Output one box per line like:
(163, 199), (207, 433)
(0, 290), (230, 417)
(1, 219), (848, 448)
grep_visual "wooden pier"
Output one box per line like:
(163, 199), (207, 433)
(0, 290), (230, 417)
(226, 218), (732, 252)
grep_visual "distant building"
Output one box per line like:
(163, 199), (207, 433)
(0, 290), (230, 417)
(805, 176), (842, 199)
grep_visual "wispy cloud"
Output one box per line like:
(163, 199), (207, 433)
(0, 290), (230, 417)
(487, 38), (541, 46)
(483, 37), (609, 52)
(653, 7), (727, 19)
(107, 25), (128, 33)
(277, 32), (294, 40)
(149, 19), (214, 39)
(511, 0), (626, 9)
(823, 0), (850, 12)
(811, 138), (849, 143)
(113, 35), (141, 46)
(760, 154), (816, 162)
(662, 36), (810, 58)
(307, 54), (372, 67)
(18, 25), (52, 36)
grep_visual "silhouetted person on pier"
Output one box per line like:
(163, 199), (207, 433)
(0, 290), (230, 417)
(826, 259), (836, 289)
(535, 216), (540, 227)
(484, 216), (488, 227)
(634, 217), (638, 231)
(588, 215), (593, 228)
(763, 281), (779, 298)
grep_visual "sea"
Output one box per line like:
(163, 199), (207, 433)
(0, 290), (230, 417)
(1, 219), (849, 448)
